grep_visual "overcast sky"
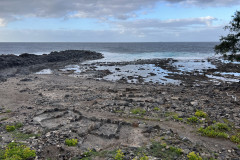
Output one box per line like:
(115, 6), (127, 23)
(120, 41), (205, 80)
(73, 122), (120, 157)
(0, 0), (239, 42)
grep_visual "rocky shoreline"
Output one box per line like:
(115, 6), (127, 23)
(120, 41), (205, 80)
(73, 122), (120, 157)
(0, 50), (240, 159)
(0, 50), (103, 81)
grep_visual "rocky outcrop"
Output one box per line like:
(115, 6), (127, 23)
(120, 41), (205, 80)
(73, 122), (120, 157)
(0, 50), (103, 70)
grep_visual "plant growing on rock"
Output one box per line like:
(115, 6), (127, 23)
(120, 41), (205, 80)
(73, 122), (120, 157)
(195, 110), (207, 118)
(114, 149), (124, 160)
(65, 138), (78, 146)
(5, 125), (16, 132)
(187, 152), (202, 160)
(131, 108), (146, 116)
(2, 142), (36, 160)
(187, 116), (199, 123)
(198, 123), (230, 139)
(172, 114), (183, 122)
(148, 141), (183, 159)
(230, 133), (240, 144)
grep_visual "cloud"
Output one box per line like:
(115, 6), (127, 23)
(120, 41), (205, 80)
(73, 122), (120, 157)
(0, 0), (239, 23)
(115, 16), (217, 30)
(166, 0), (240, 6)
(0, 18), (6, 27)
(0, 0), (159, 21)
(0, 25), (226, 42)
(111, 16), (218, 38)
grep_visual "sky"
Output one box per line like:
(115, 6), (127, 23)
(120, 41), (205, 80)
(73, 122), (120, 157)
(0, 0), (239, 42)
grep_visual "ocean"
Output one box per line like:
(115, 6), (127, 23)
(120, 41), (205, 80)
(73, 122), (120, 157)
(0, 42), (219, 62)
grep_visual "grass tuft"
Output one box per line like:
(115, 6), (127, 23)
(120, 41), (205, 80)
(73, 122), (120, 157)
(230, 133), (240, 144)
(1, 142), (36, 160)
(187, 116), (199, 123)
(65, 138), (78, 146)
(187, 152), (202, 160)
(195, 110), (207, 118)
(198, 123), (230, 139)
(131, 108), (146, 116)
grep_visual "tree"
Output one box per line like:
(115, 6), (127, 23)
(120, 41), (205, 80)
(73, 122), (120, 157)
(215, 11), (240, 61)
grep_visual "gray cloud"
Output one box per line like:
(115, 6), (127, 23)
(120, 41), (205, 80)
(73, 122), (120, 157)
(114, 16), (217, 29)
(0, 0), (239, 23)
(0, 25), (226, 42)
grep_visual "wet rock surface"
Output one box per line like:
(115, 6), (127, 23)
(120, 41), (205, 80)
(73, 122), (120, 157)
(0, 55), (240, 159)
(0, 50), (103, 80)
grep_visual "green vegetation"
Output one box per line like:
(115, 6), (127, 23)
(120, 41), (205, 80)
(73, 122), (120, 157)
(6, 125), (16, 132)
(6, 110), (12, 113)
(153, 107), (160, 111)
(13, 131), (40, 140)
(230, 133), (240, 144)
(65, 138), (78, 146)
(131, 108), (146, 116)
(133, 154), (149, 160)
(5, 122), (23, 132)
(172, 114), (183, 122)
(80, 149), (116, 160)
(148, 142), (183, 159)
(198, 123), (230, 138)
(187, 152), (202, 160)
(195, 110), (207, 118)
(238, 144), (240, 149)
(164, 112), (183, 121)
(114, 149), (124, 160)
(187, 116), (199, 123)
(215, 11), (240, 61)
(0, 142), (36, 160)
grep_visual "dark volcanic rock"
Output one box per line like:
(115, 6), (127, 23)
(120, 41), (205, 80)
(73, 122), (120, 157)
(0, 50), (103, 70)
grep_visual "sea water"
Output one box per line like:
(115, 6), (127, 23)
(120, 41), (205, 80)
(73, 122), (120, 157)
(0, 42), (218, 61)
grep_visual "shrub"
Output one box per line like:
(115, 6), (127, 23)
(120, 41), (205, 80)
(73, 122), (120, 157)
(198, 123), (229, 139)
(238, 144), (240, 149)
(195, 110), (207, 118)
(187, 152), (202, 160)
(172, 115), (183, 122)
(187, 116), (199, 123)
(115, 149), (124, 160)
(6, 125), (16, 132)
(214, 123), (230, 131)
(65, 138), (78, 146)
(131, 108), (146, 116)
(169, 146), (183, 155)
(140, 155), (149, 160)
(15, 122), (23, 129)
(153, 107), (160, 111)
(148, 141), (183, 159)
(230, 133), (240, 144)
(3, 142), (36, 160)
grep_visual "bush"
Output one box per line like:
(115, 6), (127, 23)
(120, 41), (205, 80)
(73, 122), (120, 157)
(214, 123), (230, 131)
(187, 116), (199, 123)
(65, 138), (78, 146)
(131, 108), (146, 116)
(148, 141), (183, 159)
(172, 115), (183, 122)
(187, 152), (202, 160)
(6, 125), (16, 132)
(115, 149), (124, 160)
(198, 123), (230, 139)
(195, 110), (207, 118)
(230, 133), (240, 144)
(15, 122), (23, 129)
(3, 142), (36, 160)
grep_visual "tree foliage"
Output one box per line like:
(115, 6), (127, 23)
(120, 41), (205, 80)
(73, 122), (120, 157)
(215, 11), (240, 60)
